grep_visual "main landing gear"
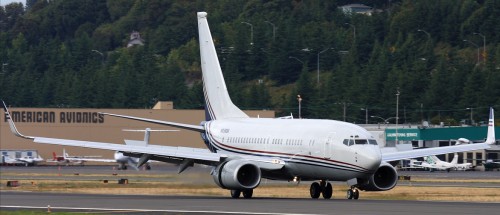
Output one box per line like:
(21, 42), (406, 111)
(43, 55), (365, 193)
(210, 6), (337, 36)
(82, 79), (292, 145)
(309, 180), (333, 199)
(346, 186), (359, 200)
(230, 189), (254, 199)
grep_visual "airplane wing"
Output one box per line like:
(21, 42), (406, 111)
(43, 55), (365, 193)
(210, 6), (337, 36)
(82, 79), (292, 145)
(2, 101), (284, 171)
(32, 137), (223, 165)
(2, 101), (220, 165)
(382, 143), (490, 162)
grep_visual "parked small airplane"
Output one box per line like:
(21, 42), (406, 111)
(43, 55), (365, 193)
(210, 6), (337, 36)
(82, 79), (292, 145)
(1, 12), (496, 199)
(47, 148), (103, 166)
(46, 129), (175, 170)
(414, 153), (473, 172)
(16, 155), (44, 166)
(113, 128), (178, 170)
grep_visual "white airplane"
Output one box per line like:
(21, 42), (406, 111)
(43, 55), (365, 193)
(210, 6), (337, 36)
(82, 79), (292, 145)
(45, 129), (174, 170)
(16, 155), (44, 166)
(47, 148), (106, 166)
(1, 12), (496, 200)
(113, 128), (178, 170)
(414, 153), (473, 172)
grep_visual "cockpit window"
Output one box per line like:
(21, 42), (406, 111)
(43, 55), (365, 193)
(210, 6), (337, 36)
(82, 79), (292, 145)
(354, 139), (368, 145)
(343, 139), (354, 146)
(344, 139), (378, 146)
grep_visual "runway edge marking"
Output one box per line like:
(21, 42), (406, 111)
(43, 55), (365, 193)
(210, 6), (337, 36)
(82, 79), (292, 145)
(0, 205), (324, 215)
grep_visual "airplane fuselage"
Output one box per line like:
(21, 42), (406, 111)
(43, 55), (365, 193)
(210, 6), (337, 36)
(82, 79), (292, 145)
(204, 118), (381, 181)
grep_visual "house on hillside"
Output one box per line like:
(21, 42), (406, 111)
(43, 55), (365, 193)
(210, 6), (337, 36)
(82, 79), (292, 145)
(338, 4), (382, 16)
(127, 31), (145, 47)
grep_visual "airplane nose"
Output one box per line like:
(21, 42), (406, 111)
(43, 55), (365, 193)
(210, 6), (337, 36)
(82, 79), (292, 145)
(361, 146), (382, 171)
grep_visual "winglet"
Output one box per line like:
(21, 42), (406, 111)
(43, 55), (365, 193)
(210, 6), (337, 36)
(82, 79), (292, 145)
(486, 107), (495, 144)
(1, 100), (34, 139)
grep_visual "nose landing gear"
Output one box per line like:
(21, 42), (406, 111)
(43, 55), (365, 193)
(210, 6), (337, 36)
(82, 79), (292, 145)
(346, 186), (359, 200)
(309, 180), (333, 199)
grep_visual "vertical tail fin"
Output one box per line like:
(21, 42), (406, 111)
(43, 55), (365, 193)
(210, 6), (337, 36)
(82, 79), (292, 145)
(52, 152), (57, 160)
(450, 153), (458, 165)
(486, 107), (495, 144)
(143, 128), (151, 144)
(197, 12), (248, 120)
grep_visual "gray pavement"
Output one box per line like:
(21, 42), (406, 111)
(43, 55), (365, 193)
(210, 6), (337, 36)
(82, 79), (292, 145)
(1, 191), (499, 215)
(1, 165), (500, 214)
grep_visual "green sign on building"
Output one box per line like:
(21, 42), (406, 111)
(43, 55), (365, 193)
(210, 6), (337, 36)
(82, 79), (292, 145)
(385, 126), (499, 141)
(385, 129), (420, 141)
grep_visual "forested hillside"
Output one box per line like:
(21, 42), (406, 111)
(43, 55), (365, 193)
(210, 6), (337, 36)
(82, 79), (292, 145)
(1, 0), (499, 125)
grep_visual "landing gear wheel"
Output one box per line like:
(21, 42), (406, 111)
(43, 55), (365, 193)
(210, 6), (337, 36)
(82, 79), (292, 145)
(243, 189), (253, 199)
(353, 189), (359, 200)
(310, 182), (321, 199)
(230, 190), (241, 198)
(346, 189), (353, 199)
(322, 182), (332, 199)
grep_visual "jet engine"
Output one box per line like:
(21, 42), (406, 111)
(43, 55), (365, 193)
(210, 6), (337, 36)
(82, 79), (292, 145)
(357, 162), (398, 191)
(212, 159), (261, 190)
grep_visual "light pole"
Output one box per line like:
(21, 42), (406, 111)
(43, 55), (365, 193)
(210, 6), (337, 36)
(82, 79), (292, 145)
(466, 107), (474, 125)
(345, 23), (356, 41)
(463, 39), (480, 65)
(241, 22), (254, 46)
(264, 21), (276, 42)
(396, 89), (400, 144)
(361, 108), (368, 124)
(1, 63), (7, 74)
(317, 47), (332, 85)
(417, 29), (431, 39)
(473, 32), (486, 64)
(297, 95), (302, 119)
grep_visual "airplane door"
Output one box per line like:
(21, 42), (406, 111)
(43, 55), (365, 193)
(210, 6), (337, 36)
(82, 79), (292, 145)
(324, 133), (335, 159)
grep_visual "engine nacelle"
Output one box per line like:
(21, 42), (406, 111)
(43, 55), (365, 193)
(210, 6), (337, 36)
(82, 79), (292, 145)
(212, 159), (261, 190)
(357, 162), (398, 191)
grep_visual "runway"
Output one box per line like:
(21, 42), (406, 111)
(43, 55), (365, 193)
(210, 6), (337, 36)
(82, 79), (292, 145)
(1, 165), (500, 214)
(1, 191), (499, 215)
(2, 165), (500, 187)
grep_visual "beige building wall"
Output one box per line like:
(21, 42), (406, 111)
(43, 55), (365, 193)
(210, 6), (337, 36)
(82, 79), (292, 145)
(1, 107), (274, 161)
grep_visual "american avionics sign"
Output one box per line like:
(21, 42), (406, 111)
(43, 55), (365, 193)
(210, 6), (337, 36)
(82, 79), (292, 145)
(4, 110), (104, 124)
